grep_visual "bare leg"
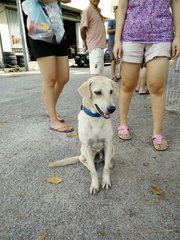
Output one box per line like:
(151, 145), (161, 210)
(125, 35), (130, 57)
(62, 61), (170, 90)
(111, 59), (116, 80)
(54, 56), (69, 121)
(146, 57), (169, 149)
(37, 56), (72, 130)
(135, 67), (147, 92)
(138, 67), (148, 93)
(135, 72), (141, 92)
(54, 56), (69, 104)
(115, 60), (121, 80)
(38, 56), (57, 122)
(118, 62), (141, 138)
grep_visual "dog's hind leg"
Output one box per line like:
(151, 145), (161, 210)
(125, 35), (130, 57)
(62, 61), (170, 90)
(79, 155), (89, 169)
(102, 142), (113, 189)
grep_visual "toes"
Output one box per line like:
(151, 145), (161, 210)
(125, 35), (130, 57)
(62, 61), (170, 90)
(102, 180), (111, 190)
(89, 180), (99, 195)
(90, 187), (99, 195)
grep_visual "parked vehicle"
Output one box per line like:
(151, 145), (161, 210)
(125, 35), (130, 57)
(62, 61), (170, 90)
(74, 48), (110, 67)
(74, 51), (89, 67)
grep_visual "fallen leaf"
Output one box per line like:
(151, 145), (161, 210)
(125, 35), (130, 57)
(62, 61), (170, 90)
(37, 234), (45, 240)
(146, 198), (158, 204)
(47, 176), (63, 184)
(0, 118), (7, 123)
(67, 131), (78, 138)
(143, 161), (150, 166)
(96, 230), (108, 237)
(165, 228), (180, 235)
(150, 185), (165, 200)
(172, 191), (177, 197)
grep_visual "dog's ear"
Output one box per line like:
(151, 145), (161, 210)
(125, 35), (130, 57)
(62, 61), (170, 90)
(78, 81), (92, 98)
(112, 81), (119, 96)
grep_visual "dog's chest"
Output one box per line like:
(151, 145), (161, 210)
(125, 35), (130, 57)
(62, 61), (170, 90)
(87, 122), (110, 141)
(78, 113), (113, 146)
(83, 124), (111, 150)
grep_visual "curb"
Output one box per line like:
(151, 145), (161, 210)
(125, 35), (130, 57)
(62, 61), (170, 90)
(0, 59), (75, 77)
(0, 70), (41, 77)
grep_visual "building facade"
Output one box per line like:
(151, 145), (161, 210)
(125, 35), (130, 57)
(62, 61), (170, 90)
(0, 0), (83, 64)
(0, 0), (112, 65)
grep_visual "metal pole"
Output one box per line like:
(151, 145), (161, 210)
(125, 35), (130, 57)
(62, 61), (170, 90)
(0, 33), (5, 71)
(16, 0), (29, 71)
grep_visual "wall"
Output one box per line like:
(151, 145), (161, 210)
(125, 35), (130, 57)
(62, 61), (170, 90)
(75, 22), (83, 52)
(0, 3), (12, 52)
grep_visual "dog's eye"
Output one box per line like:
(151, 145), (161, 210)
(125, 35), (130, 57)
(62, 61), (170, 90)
(94, 91), (102, 95)
(110, 90), (113, 95)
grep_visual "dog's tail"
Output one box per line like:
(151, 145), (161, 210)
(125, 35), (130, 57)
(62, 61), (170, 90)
(48, 156), (79, 168)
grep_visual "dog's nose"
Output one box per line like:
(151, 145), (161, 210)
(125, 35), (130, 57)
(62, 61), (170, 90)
(107, 105), (116, 114)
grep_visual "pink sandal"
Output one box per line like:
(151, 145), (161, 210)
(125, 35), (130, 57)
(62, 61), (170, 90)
(118, 125), (132, 140)
(152, 134), (168, 151)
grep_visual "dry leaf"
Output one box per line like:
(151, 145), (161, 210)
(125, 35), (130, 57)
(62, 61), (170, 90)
(146, 198), (158, 204)
(97, 231), (108, 237)
(150, 185), (165, 199)
(67, 131), (78, 138)
(37, 234), (45, 240)
(0, 118), (7, 123)
(165, 227), (180, 234)
(172, 191), (177, 197)
(47, 176), (63, 184)
(143, 161), (150, 166)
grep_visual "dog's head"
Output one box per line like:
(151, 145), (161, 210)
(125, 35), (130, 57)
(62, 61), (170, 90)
(78, 76), (119, 119)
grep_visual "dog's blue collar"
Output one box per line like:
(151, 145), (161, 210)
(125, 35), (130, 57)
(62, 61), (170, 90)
(81, 106), (101, 118)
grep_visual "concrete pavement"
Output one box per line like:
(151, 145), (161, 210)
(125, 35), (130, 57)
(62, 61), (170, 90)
(0, 66), (180, 240)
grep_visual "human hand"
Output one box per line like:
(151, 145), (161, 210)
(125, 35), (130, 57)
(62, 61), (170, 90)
(171, 37), (180, 60)
(113, 41), (122, 60)
(83, 40), (87, 51)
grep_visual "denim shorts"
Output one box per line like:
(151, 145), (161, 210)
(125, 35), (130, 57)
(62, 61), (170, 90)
(122, 42), (171, 64)
(28, 36), (68, 59)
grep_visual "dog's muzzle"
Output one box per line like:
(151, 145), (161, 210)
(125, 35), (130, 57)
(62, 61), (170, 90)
(95, 104), (116, 119)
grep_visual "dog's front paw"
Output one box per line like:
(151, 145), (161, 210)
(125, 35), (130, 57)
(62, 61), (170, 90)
(102, 173), (111, 190)
(89, 182), (99, 195)
(89, 186), (99, 195)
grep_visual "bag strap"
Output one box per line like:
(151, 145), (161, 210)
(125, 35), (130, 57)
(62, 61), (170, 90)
(57, 1), (63, 22)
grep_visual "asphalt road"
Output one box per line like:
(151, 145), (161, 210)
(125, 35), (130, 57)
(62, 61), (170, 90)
(0, 65), (180, 240)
